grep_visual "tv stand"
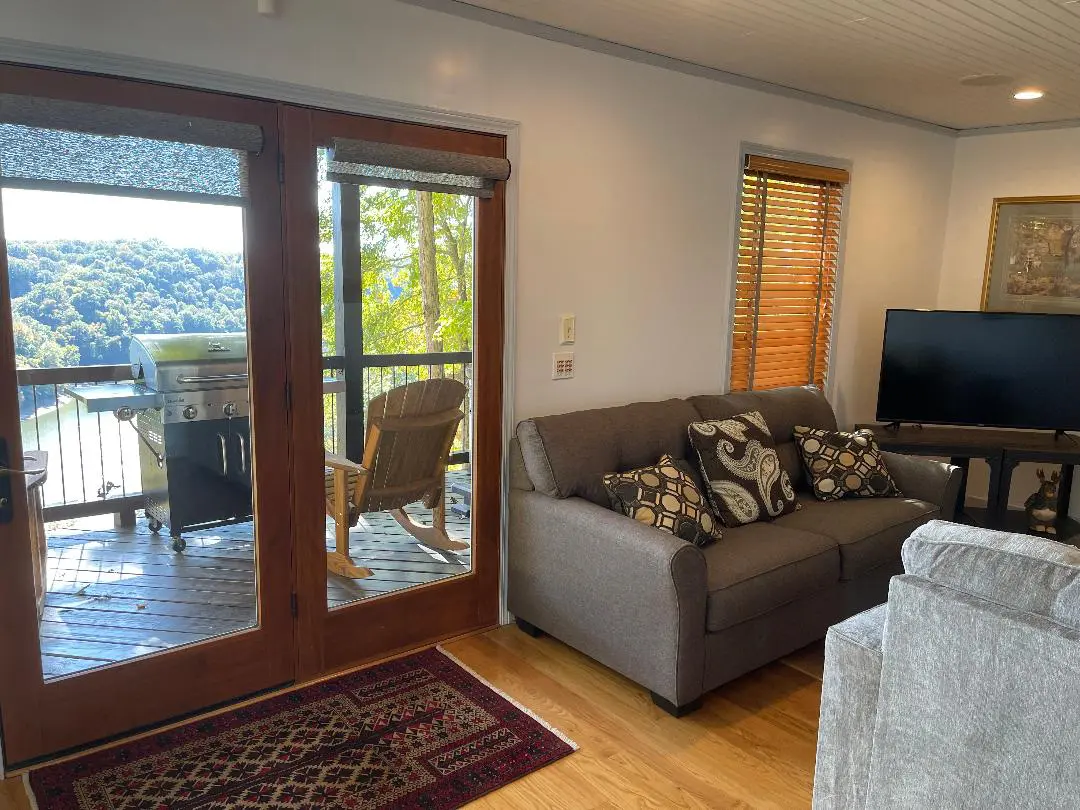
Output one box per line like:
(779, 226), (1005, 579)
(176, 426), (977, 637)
(881, 421), (921, 432)
(857, 423), (1080, 540)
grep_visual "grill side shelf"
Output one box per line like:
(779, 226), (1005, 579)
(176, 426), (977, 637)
(63, 383), (164, 414)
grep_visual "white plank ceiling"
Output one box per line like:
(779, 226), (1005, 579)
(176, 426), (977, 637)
(450, 0), (1080, 130)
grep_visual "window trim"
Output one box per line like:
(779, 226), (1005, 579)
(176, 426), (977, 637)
(725, 144), (852, 401)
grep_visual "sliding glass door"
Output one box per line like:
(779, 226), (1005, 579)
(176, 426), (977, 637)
(0, 64), (294, 765)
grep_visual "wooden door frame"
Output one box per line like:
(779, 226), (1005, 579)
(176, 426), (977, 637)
(0, 64), (295, 766)
(282, 107), (506, 679)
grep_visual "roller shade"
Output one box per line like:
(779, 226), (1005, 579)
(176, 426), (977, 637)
(0, 94), (262, 152)
(0, 93), (263, 203)
(730, 155), (849, 392)
(327, 138), (510, 198)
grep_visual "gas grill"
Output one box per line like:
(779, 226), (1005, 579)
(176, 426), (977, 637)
(70, 333), (252, 552)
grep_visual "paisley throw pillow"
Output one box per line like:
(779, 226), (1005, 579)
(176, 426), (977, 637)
(793, 426), (901, 501)
(688, 411), (800, 526)
(603, 455), (722, 547)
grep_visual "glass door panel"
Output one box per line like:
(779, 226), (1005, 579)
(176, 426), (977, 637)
(319, 159), (475, 610)
(6, 188), (257, 680)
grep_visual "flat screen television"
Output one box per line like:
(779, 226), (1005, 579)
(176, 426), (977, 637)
(876, 309), (1080, 431)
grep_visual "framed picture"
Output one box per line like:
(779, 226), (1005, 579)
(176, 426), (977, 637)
(982, 196), (1080, 313)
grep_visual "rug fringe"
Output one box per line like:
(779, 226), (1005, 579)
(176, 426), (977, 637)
(22, 772), (40, 810)
(436, 646), (579, 751)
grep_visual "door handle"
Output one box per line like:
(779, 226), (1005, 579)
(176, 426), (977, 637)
(237, 433), (248, 475)
(217, 433), (228, 477)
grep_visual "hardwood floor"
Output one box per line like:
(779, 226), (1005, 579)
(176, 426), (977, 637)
(0, 626), (823, 809)
(447, 628), (822, 810)
(37, 474), (471, 678)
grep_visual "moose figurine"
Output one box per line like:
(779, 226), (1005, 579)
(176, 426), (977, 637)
(1025, 468), (1060, 535)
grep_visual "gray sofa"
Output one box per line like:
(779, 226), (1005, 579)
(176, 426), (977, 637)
(508, 386), (962, 715)
(814, 520), (1080, 809)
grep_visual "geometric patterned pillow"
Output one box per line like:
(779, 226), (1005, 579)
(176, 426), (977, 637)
(603, 454), (722, 547)
(793, 426), (902, 501)
(688, 411), (800, 526)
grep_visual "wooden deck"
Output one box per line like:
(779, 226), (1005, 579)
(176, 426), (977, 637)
(38, 474), (471, 679)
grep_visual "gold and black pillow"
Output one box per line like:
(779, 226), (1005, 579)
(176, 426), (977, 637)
(793, 426), (901, 501)
(688, 411), (800, 526)
(603, 455), (722, 547)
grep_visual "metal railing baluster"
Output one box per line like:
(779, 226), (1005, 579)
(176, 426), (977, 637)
(117, 404), (127, 497)
(31, 385), (41, 449)
(54, 383), (68, 504)
(96, 412), (107, 501)
(74, 396), (87, 502)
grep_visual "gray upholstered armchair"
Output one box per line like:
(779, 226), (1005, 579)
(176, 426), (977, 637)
(814, 520), (1080, 809)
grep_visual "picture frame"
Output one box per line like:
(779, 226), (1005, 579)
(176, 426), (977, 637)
(982, 195), (1080, 314)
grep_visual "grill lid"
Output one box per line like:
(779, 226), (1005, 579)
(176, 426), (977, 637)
(131, 332), (248, 392)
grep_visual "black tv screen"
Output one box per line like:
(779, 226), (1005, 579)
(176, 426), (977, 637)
(876, 309), (1080, 431)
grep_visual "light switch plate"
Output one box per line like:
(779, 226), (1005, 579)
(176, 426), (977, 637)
(552, 352), (575, 380)
(559, 314), (576, 345)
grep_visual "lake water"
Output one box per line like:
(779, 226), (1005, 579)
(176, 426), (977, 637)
(20, 396), (141, 507)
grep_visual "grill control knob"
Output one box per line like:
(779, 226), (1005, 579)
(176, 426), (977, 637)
(223, 402), (238, 418)
(182, 405), (198, 420)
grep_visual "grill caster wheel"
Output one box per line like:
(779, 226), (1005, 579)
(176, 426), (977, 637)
(148, 518), (163, 534)
(171, 535), (186, 553)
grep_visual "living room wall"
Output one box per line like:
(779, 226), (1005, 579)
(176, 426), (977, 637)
(938, 126), (1080, 513)
(0, 0), (956, 427)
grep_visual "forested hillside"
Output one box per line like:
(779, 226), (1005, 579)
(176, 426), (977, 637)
(10, 239), (246, 370)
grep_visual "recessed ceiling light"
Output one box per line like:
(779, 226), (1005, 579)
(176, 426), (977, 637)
(1014, 89), (1046, 100)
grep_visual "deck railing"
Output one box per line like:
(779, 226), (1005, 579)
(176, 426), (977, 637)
(17, 364), (142, 522)
(19, 351), (472, 522)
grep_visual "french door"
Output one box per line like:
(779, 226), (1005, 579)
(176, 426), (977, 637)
(0, 65), (294, 765)
(281, 107), (504, 678)
(0, 65), (506, 768)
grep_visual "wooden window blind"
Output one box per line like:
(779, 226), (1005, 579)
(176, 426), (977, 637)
(730, 155), (849, 392)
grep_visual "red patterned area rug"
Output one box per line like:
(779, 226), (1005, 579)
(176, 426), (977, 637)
(28, 647), (576, 809)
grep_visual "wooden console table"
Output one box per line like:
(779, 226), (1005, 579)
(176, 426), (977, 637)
(856, 424), (1080, 539)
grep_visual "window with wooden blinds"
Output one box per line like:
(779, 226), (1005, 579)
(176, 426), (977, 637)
(730, 155), (849, 392)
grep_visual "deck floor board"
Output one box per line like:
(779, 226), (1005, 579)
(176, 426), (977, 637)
(36, 472), (472, 678)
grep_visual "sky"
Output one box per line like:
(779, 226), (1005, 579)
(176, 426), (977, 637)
(1, 189), (245, 254)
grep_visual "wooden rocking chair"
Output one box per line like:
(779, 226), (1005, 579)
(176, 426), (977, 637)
(324, 377), (468, 579)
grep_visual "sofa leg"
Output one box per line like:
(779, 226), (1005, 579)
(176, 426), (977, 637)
(650, 692), (703, 718)
(515, 617), (544, 638)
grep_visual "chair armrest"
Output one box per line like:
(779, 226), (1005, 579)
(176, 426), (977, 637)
(880, 452), (962, 521)
(325, 452), (368, 474)
(507, 490), (707, 707)
(814, 604), (887, 810)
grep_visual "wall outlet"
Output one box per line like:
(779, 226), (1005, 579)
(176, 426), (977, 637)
(552, 351), (575, 380)
(559, 314), (576, 345)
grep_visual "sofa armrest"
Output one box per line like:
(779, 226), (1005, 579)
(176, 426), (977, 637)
(880, 451), (962, 521)
(813, 603), (887, 810)
(508, 490), (708, 707)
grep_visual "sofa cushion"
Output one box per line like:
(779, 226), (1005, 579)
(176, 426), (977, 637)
(902, 519), (1080, 631)
(689, 386), (837, 490)
(603, 455), (722, 547)
(794, 426), (901, 501)
(703, 522), (839, 632)
(776, 497), (936, 580)
(516, 399), (702, 506)
(688, 411), (800, 526)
